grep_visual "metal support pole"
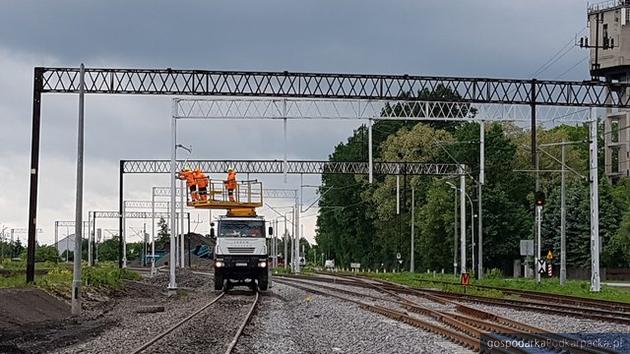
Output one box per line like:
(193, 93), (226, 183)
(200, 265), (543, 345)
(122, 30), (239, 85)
(294, 197), (300, 273)
(283, 100), (288, 183)
(460, 166), (466, 275)
(531, 81), (537, 166)
(469, 197), (474, 275)
(88, 212), (93, 266)
(92, 214), (97, 265)
(26, 67), (43, 283)
(54, 222), (58, 261)
(590, 108), (601, 292)
(71, 63), (85, 315)
(368, 119), (373, 183)
(284, 216), (288, 270)
(396, 174), (400, 215)
(560, 141), (567, 285)
(151, 188), (156, 276)
(410, 186), (415, 273)
(453, 189), (458, 275)
(169, 100), (177, 291)
(122, 203), (127, 268)
(142, 223), (147, 267)
(536, 205), (542, 283)
(180, 181), (185, 268)
(118, 160), (123, 269)
(478, 121), (484, 278)
(96, 228), (101, 263)
(187, 215), (191, 268)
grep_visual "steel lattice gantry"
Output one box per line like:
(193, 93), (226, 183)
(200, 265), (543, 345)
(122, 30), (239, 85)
(37, 68), (630, 107)
(27, 67), (630, 281)
(122, 160), (463, 175)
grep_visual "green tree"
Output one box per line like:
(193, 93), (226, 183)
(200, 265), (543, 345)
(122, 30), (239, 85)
(98, 236), (120, 262)
(156, 217), (170, 250)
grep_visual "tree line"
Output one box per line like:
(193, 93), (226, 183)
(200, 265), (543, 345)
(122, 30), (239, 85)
(315, 88), (630, 274)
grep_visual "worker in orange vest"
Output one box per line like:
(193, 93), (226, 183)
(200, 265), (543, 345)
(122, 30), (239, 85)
(178, 168), (198, 202)
(225, 167), (237, 202)
(193, 167), (209, 201)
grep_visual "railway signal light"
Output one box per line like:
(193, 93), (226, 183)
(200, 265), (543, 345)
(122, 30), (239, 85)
(535, 191), (545, 207)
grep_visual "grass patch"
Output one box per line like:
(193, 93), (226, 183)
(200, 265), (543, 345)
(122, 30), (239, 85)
(0, 262), (141, 294)
(362, 271), (630, 303)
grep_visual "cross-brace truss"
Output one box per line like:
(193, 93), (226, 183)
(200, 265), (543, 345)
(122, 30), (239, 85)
(37, 67), (630, 107)
(123, 160), (463, 176)
(174, 98), (592, 123)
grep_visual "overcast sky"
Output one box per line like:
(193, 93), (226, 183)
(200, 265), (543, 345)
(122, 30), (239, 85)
(0, 0), (591, 246)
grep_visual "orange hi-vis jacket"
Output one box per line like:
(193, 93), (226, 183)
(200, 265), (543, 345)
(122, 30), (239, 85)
(179, 170), (196, 187)
(226, 171), (237, 190)
(194, 170), (208, 187)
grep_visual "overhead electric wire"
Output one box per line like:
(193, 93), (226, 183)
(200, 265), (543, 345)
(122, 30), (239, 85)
(554, 56), (589, 80)
(531, 27), (586, 78)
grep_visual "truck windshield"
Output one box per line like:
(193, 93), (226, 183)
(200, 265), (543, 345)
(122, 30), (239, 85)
(218, 220), (265, 238)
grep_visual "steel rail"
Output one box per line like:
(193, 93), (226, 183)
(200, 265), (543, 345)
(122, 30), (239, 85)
(224, 290), (260, 354)
(130, 292), (225, 354)
(280, 274), (617, 354)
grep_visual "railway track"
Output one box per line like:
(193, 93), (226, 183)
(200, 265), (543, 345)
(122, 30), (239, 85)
(130, 290), (259, 354)
(296, 273), (630, 325)
(333, 272), (630, 313)
(275, 275), (619, 354)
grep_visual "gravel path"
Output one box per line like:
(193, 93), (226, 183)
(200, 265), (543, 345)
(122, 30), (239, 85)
(234, 282), (473, 354)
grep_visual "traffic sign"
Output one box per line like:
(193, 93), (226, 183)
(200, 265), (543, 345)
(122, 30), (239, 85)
(537, 259), (547, 274)
(546, 250), (554, 260)
(547, 263), (553, 277)
(520, 240), (534, 256)
(350, 262), (361, 269)
(396, 252), (401, 260)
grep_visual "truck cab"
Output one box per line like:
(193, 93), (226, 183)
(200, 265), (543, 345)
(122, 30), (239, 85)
(213, 216), (269, 290)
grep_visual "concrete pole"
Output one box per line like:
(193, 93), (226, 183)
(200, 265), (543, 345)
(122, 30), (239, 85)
(368, 119), (373, 183)
(180, 181), (185, 268)
(535, 149), (540, 283)
(410, 186), (415, 273)
(478, 121), (484, 278)
(71, 63), (85, 316)
(560, 141), (567, 285)
(590, 108), (601, 292)
(460, 166), (466, 274)
(168, 100), (177, 291)
(151, 188), (156, 276)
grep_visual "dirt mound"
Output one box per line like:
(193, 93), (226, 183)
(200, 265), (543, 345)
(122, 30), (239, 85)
(144, 268), (212, 289)
(0, 288), (70, 330)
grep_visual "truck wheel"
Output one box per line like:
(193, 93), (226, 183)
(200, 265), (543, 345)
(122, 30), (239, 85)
(258, 273), (268, 291)
(214, 273), (224, 291)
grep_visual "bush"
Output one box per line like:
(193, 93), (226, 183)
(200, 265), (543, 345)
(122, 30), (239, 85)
(485, 268), (503, 279)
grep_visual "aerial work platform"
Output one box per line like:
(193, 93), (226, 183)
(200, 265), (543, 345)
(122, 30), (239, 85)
(187, 179), (263, 216)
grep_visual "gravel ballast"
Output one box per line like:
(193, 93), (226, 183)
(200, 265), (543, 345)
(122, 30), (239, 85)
(234, 282), (473, 354)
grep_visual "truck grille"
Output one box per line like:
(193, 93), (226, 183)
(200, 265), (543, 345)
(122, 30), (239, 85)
(227, 247), (256, 254)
